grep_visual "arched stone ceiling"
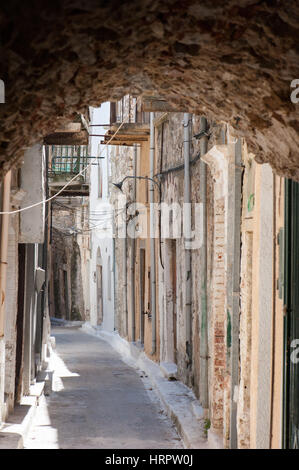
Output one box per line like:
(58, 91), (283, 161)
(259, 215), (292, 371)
(0, 0), (298, 178)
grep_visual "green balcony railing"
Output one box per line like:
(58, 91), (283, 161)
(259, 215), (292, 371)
(49, 145), (89, 177)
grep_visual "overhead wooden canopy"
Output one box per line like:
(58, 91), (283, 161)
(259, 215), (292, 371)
(101, 122), (150, 146)
(44, 130), (89, 145)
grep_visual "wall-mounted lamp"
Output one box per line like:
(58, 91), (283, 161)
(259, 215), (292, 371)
(112, 175), (161, 196)
(112, 175), (164, 269)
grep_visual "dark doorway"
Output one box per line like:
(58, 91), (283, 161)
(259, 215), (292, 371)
(63, 270), (69, 320)
(139, 248), (146, 345)
(15, 244), (26, 403)
(170, 240), (177, 363)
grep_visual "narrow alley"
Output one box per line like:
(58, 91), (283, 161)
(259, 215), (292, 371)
(24, 326), (182, 449)
(0, 2), (299, 453)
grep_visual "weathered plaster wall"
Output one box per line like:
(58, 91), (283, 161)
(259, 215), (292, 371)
(134, 139), (158, 360)
(238, 144), (255, 448)
(19, 144), (45, 244)
(4, 212), (18, 416)
(271, 174), (284, 449)
(0, 2), (299, 179)
(250, 163), (274, 449)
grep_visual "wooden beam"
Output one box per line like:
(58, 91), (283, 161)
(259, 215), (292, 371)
(100, 141), (134, 147)
(104, 138), (149, 144)
(44, 130), (88, 145)
(109, 123), (150, 134)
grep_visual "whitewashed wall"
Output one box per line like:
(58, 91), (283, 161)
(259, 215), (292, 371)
(89, 103), (115, 332)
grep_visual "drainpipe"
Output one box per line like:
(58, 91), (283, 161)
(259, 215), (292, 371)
(183, 113), (192, 363)
(112, 235), (116, 330)
(0, 170), (11, 422)
(131, 144), (137, 342)
(150, 112), (157, 355)
(123, 206), (128, 337)
(199, 117), (209, 409)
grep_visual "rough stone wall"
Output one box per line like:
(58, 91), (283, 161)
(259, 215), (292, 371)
(74, 201), (90, 321)
(209, 198), (226, 432)
(51, 200), (88, 320)
(155, 112), (204, 392)
(201, 138), (244, 446)
(0, 1), (299, 179)
(154, 111), (230, 412)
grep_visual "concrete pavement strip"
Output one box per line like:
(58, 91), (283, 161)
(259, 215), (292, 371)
(81, 322), (210, 449)
(0, 374), (51, 449)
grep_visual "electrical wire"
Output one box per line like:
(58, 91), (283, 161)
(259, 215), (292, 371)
(52, 218), (113, 236)
(0, 119), (126, 215)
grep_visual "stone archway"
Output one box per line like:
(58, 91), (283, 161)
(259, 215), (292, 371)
(0, 1), (298, 178)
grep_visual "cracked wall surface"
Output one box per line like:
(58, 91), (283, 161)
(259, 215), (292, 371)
(0, 1), (298, 178)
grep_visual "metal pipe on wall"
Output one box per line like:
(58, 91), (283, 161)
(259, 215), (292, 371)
(123, 206), (128, 337)
(229, 137), (243, 448)
(183, 113), (192, 362)
(150, 112), (157, 355)
(199, 117), (209, 409)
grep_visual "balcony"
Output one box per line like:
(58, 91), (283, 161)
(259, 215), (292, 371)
(101, 123), (150, 147)
(101, 100), (150, 147)
(48, 145), (90, 197)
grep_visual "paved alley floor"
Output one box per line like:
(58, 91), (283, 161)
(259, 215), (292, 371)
(24, 327), (183, 449)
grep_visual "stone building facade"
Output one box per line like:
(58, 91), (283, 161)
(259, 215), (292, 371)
(107, 94), (290, 449)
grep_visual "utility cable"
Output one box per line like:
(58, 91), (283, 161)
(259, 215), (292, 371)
(0, 119), (126, 215)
